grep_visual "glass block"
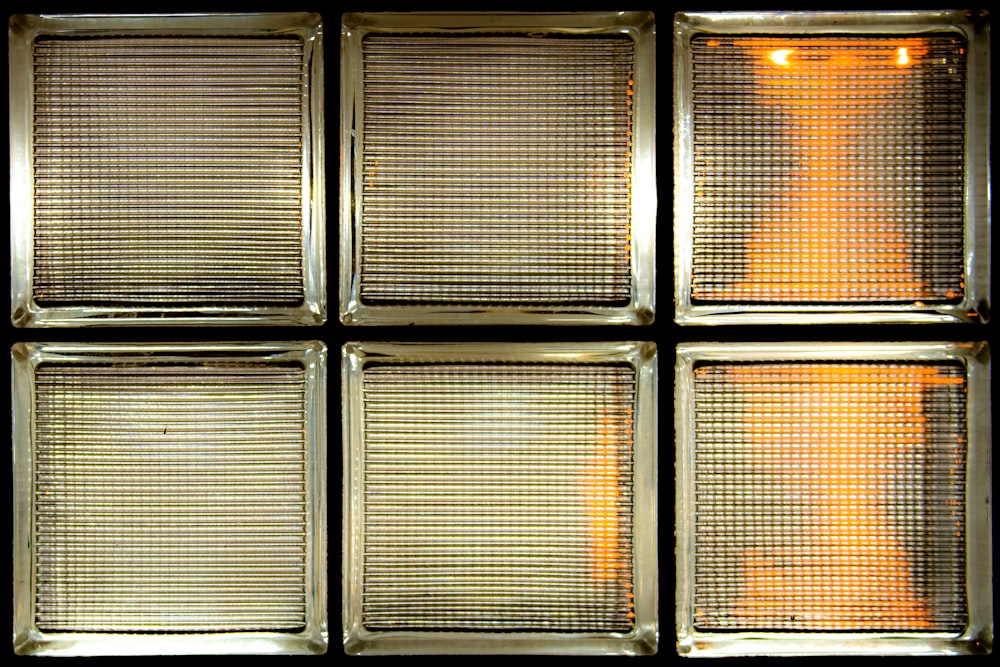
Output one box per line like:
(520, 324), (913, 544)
(674, 11), (990, 324)
(341, 13), (655, 325)
(343, 342), (657, 654)
(9, 14), (325, 326)
(675, 341), (991, 655)
(11, 342), (327, 655)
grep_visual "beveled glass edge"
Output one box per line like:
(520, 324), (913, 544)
(342, 11), (655, 32)
(8, 13), (327, 328)
(9, 16), (34, 329)
(673, 10), (991, 326)
(339, 13), (655, 327)
(301, 16), (328, 328)
(674, 341), (992, 656)
(341, 341), (658, 655)
(11, 341), (329, 656)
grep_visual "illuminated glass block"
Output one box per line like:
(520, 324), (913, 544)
(340, 13), (656, 325)
(675, 342), (991, 655)
(674, 11), (990, 324)
(342, 342), (657, 654)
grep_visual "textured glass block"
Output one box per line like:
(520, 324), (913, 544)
(12, 342), (327, 655)
(9, 14), (325, 326)
(675, 342), (992, 656)
(674, 11), (990, 324)
(343, 342), (657, 654)
(341, 13), (655, 325)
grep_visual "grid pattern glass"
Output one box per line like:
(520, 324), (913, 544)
(359, 35), (634, 305)
(689, 35), (967, 304)
(360, 363), (637, 631)
(692, 362), (968, 631)
(31, 36), (306, 306)
(32, 363), (308, 632)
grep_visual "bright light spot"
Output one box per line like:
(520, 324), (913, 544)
(769, 49), (794, 66)
(896, 47), (910, 65)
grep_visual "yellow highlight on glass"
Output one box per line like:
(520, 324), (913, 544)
(769, 48), (794, 66)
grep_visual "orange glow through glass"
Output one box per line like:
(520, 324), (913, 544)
(693, 363), (968, 631)
(689, 36), (967, 304)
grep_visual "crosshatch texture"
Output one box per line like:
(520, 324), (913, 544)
(31, 36), (307, 306)
(692, 362), (968, 631)
(689, 35), (967, 305)
(32, 363), (309, 632)
(360, 364), (637, 631)
(359, 35), (634, 306)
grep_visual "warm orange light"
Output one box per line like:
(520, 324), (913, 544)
(693, 362), (968, 631)
(692, 37), (962, 303)
(769, 48), (794, 66)
(585, 408), (632, 599)
(731, 365), (957, 629)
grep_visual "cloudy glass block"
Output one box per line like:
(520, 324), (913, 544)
(343, 342), (657, 654)
(11, 342), (327, 655)
(9, 14), (325, 326)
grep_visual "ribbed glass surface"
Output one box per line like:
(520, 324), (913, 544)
(33, 364), (308, 632)
(692, 362), (968, 631)
(359, 35), (634, 305)
(689, 35), (966, 304)
(32, 37), (306, 305)
(361, 364), (636, 631)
